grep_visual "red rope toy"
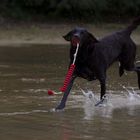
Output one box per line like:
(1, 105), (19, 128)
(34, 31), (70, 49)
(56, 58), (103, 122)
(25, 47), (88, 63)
(48, 43), (80, 95)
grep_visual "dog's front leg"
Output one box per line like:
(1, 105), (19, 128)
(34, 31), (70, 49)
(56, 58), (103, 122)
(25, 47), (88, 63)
(95, 78), (106, 106)
(99, 78), (106, 99)
(56, 76), (76, 110)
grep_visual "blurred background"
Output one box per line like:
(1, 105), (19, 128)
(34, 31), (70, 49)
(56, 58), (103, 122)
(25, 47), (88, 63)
(0, 0), (140, 22)
(0, 0), (140, 45)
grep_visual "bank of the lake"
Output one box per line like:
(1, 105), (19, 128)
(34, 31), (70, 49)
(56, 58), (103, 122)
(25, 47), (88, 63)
(0, 23), (139, 46)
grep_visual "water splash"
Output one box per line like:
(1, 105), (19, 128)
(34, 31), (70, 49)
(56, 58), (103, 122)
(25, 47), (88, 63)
(81, 87), (140, 120)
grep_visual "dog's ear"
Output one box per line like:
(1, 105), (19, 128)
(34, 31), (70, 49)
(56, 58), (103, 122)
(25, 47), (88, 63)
(63, 31), (73, 41)
(87, 32), (98, 43)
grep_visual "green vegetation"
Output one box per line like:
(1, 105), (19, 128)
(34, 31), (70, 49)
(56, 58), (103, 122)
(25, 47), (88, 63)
(0, 0), (140, 22)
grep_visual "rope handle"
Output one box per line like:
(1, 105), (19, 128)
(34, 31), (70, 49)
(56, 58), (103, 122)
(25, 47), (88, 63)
(60, 43), (79, 92)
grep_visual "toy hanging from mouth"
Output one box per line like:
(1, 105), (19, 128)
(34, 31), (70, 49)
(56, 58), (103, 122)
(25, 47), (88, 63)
(60, 43), (79, 92)
(47, 43), (80, 95)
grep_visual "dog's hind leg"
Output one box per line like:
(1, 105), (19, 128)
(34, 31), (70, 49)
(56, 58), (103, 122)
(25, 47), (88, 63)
(137, 70), (140, 89)
(135, 66), (140, 89)
(119, 63), (124, 77)
(124, 65), (140, 89)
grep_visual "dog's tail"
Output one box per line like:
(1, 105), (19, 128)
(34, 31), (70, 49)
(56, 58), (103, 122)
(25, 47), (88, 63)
(126, 16), (140, 35)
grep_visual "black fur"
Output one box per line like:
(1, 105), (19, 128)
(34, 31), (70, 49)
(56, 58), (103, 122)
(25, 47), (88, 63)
(56, 17), (140, 110)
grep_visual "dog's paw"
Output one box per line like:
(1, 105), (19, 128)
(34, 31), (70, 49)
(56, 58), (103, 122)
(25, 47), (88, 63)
(95, 96), (108, 107)
(55, 104), (65, 110)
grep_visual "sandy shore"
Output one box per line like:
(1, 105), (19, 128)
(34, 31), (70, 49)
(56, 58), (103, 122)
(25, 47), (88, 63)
(0, 23), (139, 46)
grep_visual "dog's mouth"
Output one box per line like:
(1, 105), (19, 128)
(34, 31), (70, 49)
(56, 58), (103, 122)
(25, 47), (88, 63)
(71, 36), (80, 46)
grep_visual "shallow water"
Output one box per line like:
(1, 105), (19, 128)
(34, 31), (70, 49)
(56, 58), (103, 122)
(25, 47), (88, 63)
(0, 44), (140, 140)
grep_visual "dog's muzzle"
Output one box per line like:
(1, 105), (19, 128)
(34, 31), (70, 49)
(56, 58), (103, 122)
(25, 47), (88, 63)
(71, 36), (80, 46)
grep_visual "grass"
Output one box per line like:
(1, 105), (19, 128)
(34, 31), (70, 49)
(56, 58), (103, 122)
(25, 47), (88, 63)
(0, 22), (139, 46)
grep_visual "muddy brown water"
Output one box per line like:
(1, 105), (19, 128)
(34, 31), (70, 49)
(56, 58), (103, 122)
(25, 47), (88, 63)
(0, 44), (139, 140)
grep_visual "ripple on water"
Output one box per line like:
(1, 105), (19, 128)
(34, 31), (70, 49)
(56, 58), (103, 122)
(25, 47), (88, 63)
(21, 78), (46, 83)
(0, 110), (49, 116)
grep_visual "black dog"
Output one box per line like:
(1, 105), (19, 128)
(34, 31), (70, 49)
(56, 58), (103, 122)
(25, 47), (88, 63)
(56, 17), (140, 110)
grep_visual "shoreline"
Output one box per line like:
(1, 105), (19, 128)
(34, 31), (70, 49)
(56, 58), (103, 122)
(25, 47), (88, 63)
(0, 23), (139, 47)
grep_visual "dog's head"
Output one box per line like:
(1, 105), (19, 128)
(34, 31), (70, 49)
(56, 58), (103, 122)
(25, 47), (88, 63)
(63, 27), (98, 47)
(63, 27), (98, 64)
